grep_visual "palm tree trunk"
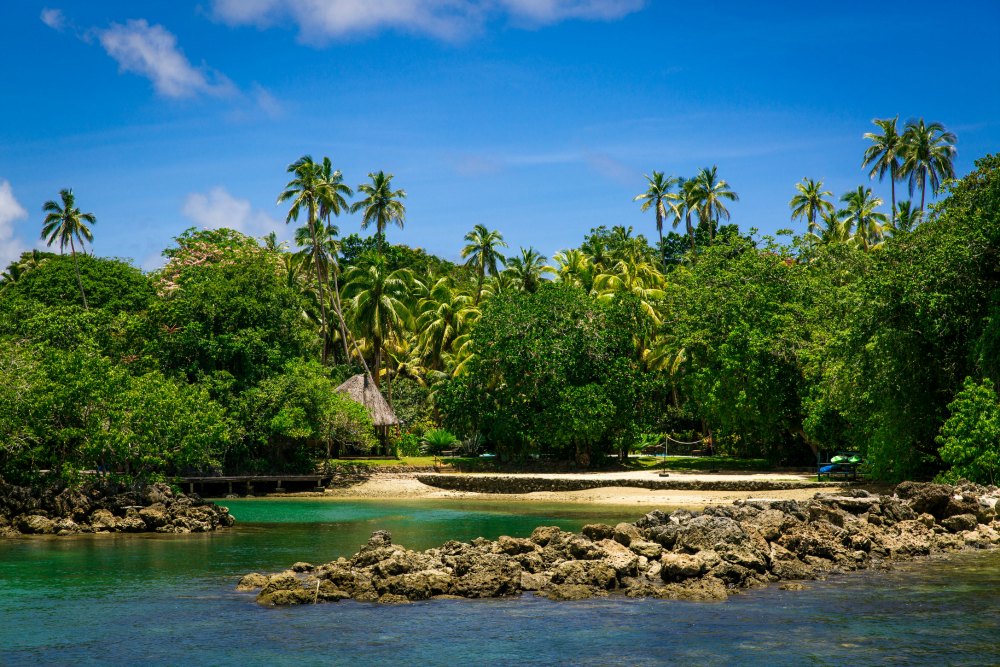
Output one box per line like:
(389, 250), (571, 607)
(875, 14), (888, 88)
(890, 168), (897, 226)
(920, 173), (926, 212)
(686, 213), (696, 251)
(308, 207), (329, 365)
(372, 335), (382, 389)
(475, 269), (485, 306)
(330, 268), (352, 362)
(69, 236), (88, 310)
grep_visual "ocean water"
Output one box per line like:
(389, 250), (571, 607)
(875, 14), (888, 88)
(1, 498), (998, 666)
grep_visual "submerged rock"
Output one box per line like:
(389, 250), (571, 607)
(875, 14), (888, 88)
(241, 482), (1000, 606)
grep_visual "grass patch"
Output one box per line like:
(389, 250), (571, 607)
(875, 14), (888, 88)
(324, 457), (480, 468)
(626, 456), (773, 472)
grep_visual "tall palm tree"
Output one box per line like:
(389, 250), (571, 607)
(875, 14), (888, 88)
(350, 171), (406, 255)
(862, 116), (903, 226)
(40, 188), (95, 309)
(691, 166), (738, 243)
(460, 224), (508, 305)
(893, 200), (924, 233)
(278, 155), (335, 363)
(900, 119), (957, 211)
(342, 258), (412, 388)
(789, 177), (834, 237)
(667, 178), (701, 252)
(633, 171), (678, 267)
(504, 247), (549, 293)
(316, 158), (354, 363)
(840, 186), (888, 251)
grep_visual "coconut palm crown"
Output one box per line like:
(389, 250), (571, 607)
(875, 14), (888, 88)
(900, 119), (957, 211)
(41, 188), (95, 309)
(351, 171), (406, 254)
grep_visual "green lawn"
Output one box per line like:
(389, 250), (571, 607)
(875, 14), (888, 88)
(626, 455), (773, 472)
(325, 456), (480, 468)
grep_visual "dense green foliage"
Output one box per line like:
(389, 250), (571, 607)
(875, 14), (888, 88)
(4, 133), (996, 483)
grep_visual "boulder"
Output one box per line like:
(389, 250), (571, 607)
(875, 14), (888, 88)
(17, 514), (56, 535)
(595, 539), (639, 576)
(675, 515), (748, 553)
(581, 524), (614, 541)
(529, 526), (562, 546)
(941, 514), (978, 534)
(659, 552), (704, 582)
(549, 560), (618, 589)
(895, 482), (952, 519)
(236, 573), (269, 591)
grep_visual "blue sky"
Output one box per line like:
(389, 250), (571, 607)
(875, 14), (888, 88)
(1, 1), (998, 270)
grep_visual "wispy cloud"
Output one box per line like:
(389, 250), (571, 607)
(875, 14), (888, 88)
(0, 180), (29, 269)
(211, 0), (644, 43)
(182, 187), (282, 238)
(40, 8), (66, 31)
(96, 19), (235, 99)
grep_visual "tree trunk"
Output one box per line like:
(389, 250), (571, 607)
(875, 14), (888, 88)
(330, 266), (352, 362)
(372, 335), (382, 389)
(475, 268), (484, 306)
(69, 236), (88, 310)
(890, 166), (897, 226)
(309, 206), (329, 365)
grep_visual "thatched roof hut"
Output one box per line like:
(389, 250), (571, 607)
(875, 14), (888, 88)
(335, 374), (400, 427)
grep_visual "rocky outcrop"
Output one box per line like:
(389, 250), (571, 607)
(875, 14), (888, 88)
(240, 481), (1000, 606)
(0, 480), (235, 537)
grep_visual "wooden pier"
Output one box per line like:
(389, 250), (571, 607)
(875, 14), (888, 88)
(177, 475), (328, 496)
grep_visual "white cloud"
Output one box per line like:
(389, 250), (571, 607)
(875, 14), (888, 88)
(211, 0), (644, 42)
(182, 187), (282, 238)
(97, 19), (235, 99)
(40, 8), (66, 31)
(0, 180), (29, 269)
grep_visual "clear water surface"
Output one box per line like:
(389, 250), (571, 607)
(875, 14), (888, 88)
(1, 497), (998, 666)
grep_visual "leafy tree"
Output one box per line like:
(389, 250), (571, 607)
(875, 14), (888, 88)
(0, 254), (154, 314)
(40, 189), (96, 309)
(342, 257), (412, 388)
(936, 377), (1000, 484)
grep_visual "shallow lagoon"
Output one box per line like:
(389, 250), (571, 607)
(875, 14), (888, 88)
(1, 498), (998, 666)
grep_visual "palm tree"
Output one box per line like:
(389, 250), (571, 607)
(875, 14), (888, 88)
(862, 116), (904, 226)
(633, 171), (678, 267)
(278, 155), (334, 363)
(789, 178), (834, 237)
(900, 119), (957, 211)
(350, 171), (406, 255)
(504, 247), (549, 293)
(460, 224), (508, 305)
(809, 209), (853, 246)
(316, 158), (354, 363)
(667, 178), (701, 251)
(414, 277), (479, 372)
(691, 166), (738, 243)
(40, 188), (95, 309)
(342, 258), (412, 388)
(592, 258), (666, 324)
(840, 186), (888, 250)
(548, 248), (594, 290)
(893, 200), (924, 233)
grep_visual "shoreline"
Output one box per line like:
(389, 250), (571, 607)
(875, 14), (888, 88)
(254, 470), (851, 509)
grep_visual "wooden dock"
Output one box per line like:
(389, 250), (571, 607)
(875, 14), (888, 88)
(177, 475), (328, 496)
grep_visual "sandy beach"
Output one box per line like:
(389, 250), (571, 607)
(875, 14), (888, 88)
(322, 470), (847, 508)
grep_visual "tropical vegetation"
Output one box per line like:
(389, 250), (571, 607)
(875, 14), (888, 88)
(5, 118), (999, 486)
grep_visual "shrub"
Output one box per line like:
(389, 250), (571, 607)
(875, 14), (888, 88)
(936, 377), (1000, 484)
(420, 429), (459, 455)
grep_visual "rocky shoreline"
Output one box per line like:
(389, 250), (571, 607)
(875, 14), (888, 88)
(414, 473), (835, 494)
(0, 480), (235, 536)
(239, 481), (1000, 605)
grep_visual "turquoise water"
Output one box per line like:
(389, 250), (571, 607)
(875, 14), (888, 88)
(1, 498), (999, 666)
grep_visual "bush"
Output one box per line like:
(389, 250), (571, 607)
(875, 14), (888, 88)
(936, 377), (1000, 484)
(420, 429), (459, 455)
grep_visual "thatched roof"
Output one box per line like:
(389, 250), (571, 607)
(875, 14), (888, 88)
(335, 374), (400, 427)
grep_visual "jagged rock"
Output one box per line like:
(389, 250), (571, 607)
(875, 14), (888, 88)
(549, 560), (617, 589)
(290, 562), (314, 573)
(89, 509), (120, 532)
(581, 524), (614, 541)
(240, 483), (1000, 607)
(895, 482), (952, 518)
(660, 552), (705, 582)
(542, 584), (606, 601)
(236, 573), (269, 591)
(17, 514), (55, 535)
(942, 514), (978, 533)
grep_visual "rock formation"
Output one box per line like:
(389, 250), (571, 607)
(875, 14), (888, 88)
(239, 481), (1000, 605)
(0, 480), (235, 536)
